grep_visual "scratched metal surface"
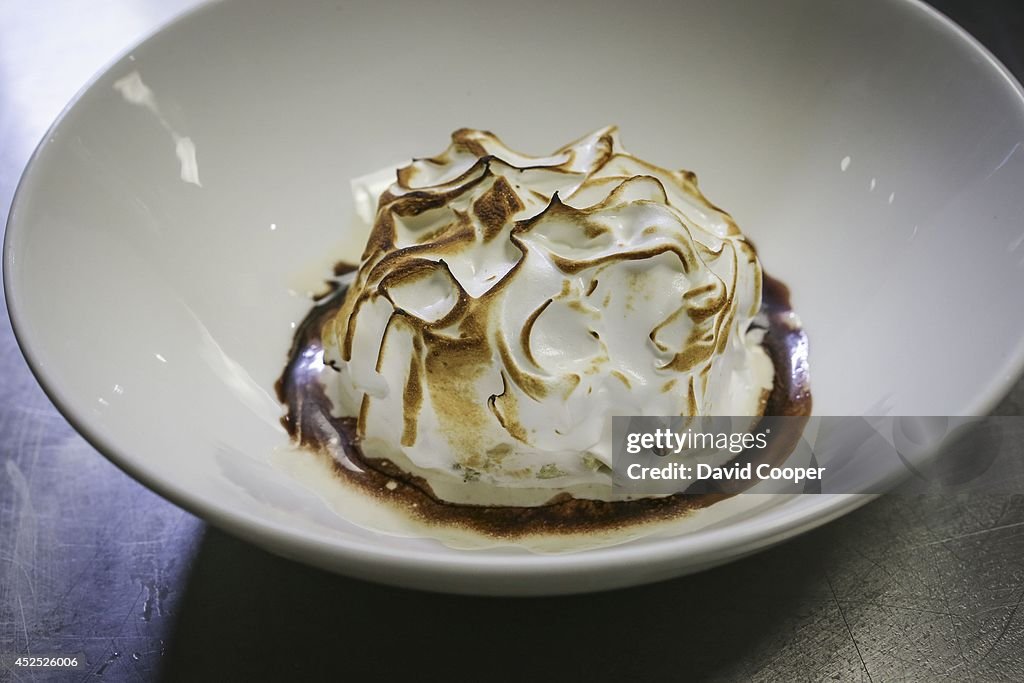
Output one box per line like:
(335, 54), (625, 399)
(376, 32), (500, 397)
(1, 1), (1023, 681)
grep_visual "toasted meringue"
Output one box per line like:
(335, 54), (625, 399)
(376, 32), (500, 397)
(322, 127), (773, 505)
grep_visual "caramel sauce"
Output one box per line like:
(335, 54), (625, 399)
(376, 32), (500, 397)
(275, 270), (811, 538)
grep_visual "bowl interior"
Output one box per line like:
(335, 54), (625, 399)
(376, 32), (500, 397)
(6, 0), (1024, 593)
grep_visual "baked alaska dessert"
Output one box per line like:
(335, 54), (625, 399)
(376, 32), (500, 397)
(278, 126), (811, 538)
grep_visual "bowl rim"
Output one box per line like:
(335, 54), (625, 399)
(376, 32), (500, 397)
(5, 0), (1024, 584)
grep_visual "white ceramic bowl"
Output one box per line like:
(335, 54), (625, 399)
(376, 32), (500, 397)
(6, 0), (1024, 595)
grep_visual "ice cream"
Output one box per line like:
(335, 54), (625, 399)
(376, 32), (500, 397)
(320, 127), (774, 506)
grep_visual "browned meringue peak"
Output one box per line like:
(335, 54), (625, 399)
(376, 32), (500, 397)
(321, 127), (773, 505)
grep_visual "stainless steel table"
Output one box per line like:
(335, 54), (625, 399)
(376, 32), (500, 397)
(2, 1), (1023, 680)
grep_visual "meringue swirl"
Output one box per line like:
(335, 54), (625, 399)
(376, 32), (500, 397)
(322, 127), (773, 505)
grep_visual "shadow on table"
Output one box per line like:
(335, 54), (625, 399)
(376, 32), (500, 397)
(158, 518), (851, 682)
